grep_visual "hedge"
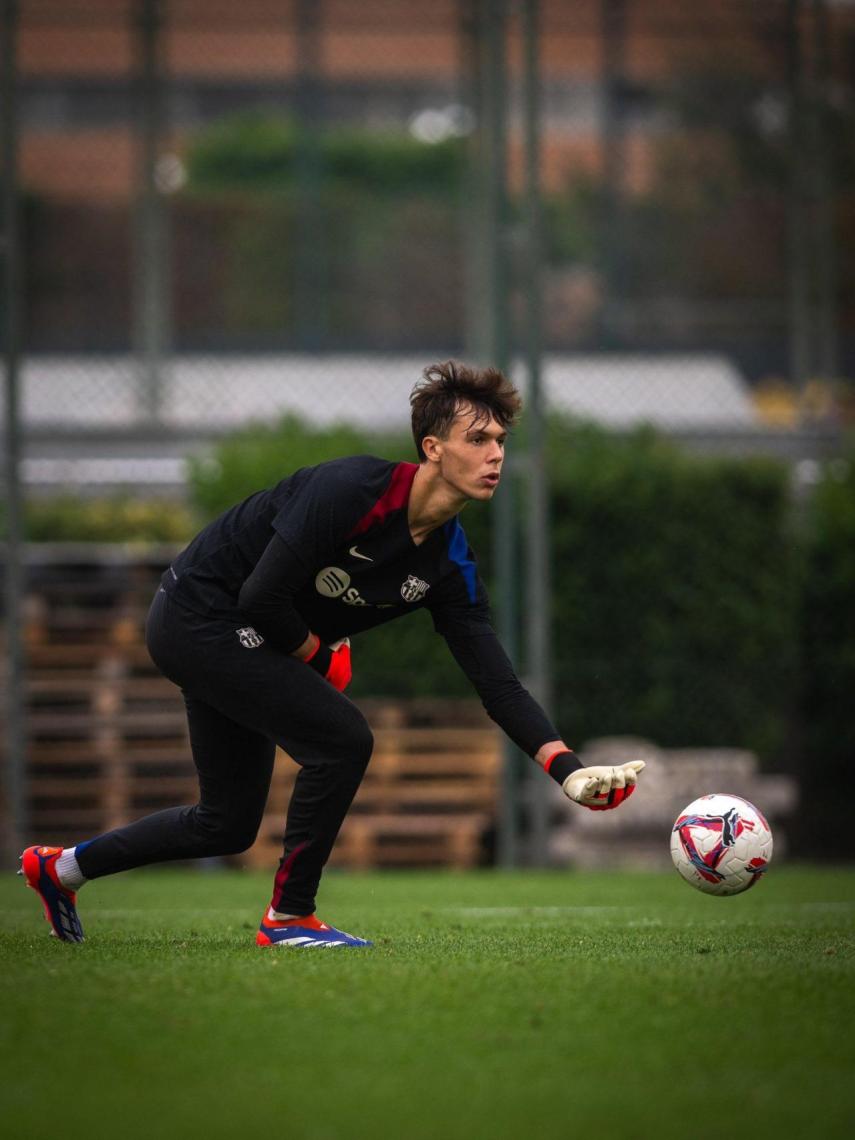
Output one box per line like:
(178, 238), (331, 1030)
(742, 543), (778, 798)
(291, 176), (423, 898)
(186, 114), (465, 196)
(545, 424), (800, 758)
(799, 448), (855, 857)
(1, 496), (195, 544)
(186, 416), (382, 520)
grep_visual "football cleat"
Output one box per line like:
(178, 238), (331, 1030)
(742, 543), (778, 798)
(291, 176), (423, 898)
(256, 911), (371, 949)
(19, 846), (85, 943)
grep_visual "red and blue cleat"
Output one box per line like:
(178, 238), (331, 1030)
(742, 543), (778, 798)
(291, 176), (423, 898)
(256, 911), (371, 949)
(19, 846), (84, 943)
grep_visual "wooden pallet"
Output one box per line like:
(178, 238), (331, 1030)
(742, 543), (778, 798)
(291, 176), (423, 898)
(340, 813), (492, 870)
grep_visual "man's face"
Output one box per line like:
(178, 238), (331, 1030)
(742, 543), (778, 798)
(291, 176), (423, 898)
(425, 402), (507, 501)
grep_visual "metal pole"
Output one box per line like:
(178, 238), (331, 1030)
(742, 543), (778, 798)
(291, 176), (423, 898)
(459, 0), (484, 360)
(480, 0), (519, 868)
(787, 0), (812, 393)
(1, 0), (27, 864)
(134, 0), (169, 423)
(294, 0), (326, 349)
(521, 0), (552, 867)
(811, 0), (837, 382)
(598, 0), (626, 348)
(483, 2), (510, 369)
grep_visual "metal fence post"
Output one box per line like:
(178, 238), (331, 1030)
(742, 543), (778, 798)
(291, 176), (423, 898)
(134, 0), (170, 424)
(1, 0), (26, 865)
(294, 0), (327, 349)
(599, 0), (627, 349)
(478, 0), (521, 868)
(460, 0), (484, 361)
(787, 0), (812, 393)
(520, 0), (553, 867)
(811, 0), (837, 383)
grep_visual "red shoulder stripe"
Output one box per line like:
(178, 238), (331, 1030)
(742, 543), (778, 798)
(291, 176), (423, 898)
(348, 462), (419, 538)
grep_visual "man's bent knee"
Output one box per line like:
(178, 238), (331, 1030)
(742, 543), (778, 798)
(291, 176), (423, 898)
(318, 708), (374, 766)
(215, 829), (260, 856)
(188, 805), (261, 856)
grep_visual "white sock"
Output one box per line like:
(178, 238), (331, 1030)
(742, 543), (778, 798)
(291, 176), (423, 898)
(267, 907), (300, 922)
(56, 848), (86, 891)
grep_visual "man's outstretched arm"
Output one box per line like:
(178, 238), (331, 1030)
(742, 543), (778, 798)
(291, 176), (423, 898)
(439, 625), (645, 811)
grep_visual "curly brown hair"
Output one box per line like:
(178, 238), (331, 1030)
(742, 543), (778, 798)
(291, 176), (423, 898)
(409, 360), (522, 461)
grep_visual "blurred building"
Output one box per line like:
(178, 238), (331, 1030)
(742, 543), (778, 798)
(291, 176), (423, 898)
(12, 0), (855, 379)
(17, 1), (855, 200)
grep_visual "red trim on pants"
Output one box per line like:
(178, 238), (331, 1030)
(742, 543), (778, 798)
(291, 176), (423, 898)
(271, 840), (311, 912)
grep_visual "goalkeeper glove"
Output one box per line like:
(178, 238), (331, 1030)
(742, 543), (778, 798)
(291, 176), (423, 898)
(546, 751), (645, 811)
(305, 637), (352, 692)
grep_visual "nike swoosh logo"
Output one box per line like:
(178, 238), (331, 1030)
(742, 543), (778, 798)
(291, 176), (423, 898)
(349, 546), (373, 562)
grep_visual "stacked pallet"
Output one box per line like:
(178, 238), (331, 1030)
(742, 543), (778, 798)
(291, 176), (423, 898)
(7, 548), (500, 868)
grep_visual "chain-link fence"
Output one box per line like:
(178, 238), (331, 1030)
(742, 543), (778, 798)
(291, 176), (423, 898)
(3, 0), (855, 865)
(7, 1), (854, 443)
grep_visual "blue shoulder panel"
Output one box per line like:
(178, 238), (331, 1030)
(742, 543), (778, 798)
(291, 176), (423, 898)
(443, 517), (478, 603)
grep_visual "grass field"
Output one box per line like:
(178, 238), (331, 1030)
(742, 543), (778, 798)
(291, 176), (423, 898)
(2, 865), (854, 1140)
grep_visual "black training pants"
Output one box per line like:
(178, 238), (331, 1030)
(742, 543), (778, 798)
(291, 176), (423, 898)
(74, 588), (373, 915)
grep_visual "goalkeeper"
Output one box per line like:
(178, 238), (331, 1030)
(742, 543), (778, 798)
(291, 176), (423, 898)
(21, 361), (644, 949)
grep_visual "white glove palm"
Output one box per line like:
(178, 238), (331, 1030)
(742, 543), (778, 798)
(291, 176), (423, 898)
(562, 760), (646, 811)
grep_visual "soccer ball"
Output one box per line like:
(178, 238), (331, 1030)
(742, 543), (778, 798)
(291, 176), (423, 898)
(670, 794), (773, 896)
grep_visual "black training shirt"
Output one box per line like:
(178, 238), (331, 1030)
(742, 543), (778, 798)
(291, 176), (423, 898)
(161, 455), (558, 756)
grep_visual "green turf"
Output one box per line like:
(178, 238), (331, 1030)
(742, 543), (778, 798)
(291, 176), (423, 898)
(1, 866), (854, 1140)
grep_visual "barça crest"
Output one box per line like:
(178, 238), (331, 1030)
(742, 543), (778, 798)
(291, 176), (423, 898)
(236, 626), (264, 649)
(400, 574), (430, 603)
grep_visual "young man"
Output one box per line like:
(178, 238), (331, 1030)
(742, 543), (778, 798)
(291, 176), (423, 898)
(21, 361), (644, 948)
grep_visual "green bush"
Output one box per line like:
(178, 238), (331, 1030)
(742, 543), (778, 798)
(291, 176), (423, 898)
(186, 416), (402, 520)
(546, 422), (800, 759)
(2, 496), (195, 544)
(187, 116), (301, 191)
(186, 113), (465, 195)
(800, 448), (855, 856)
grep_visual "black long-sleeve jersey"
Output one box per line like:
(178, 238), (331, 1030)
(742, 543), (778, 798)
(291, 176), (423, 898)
(160, 455), (558, 756)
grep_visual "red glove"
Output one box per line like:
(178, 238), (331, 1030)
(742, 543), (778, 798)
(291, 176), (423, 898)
(305, 636), (352, 692)
(325, 638), (352, 692)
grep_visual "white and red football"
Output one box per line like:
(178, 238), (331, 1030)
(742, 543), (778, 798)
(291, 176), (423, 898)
(670, 794), (773, 896)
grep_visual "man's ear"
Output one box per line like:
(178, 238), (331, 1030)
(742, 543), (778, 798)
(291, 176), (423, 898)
(421, 435), (443, 463)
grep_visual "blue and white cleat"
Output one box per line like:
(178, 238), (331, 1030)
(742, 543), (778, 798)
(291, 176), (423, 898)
(256, 911), (371, 949)
(19, 846), (85, 942)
